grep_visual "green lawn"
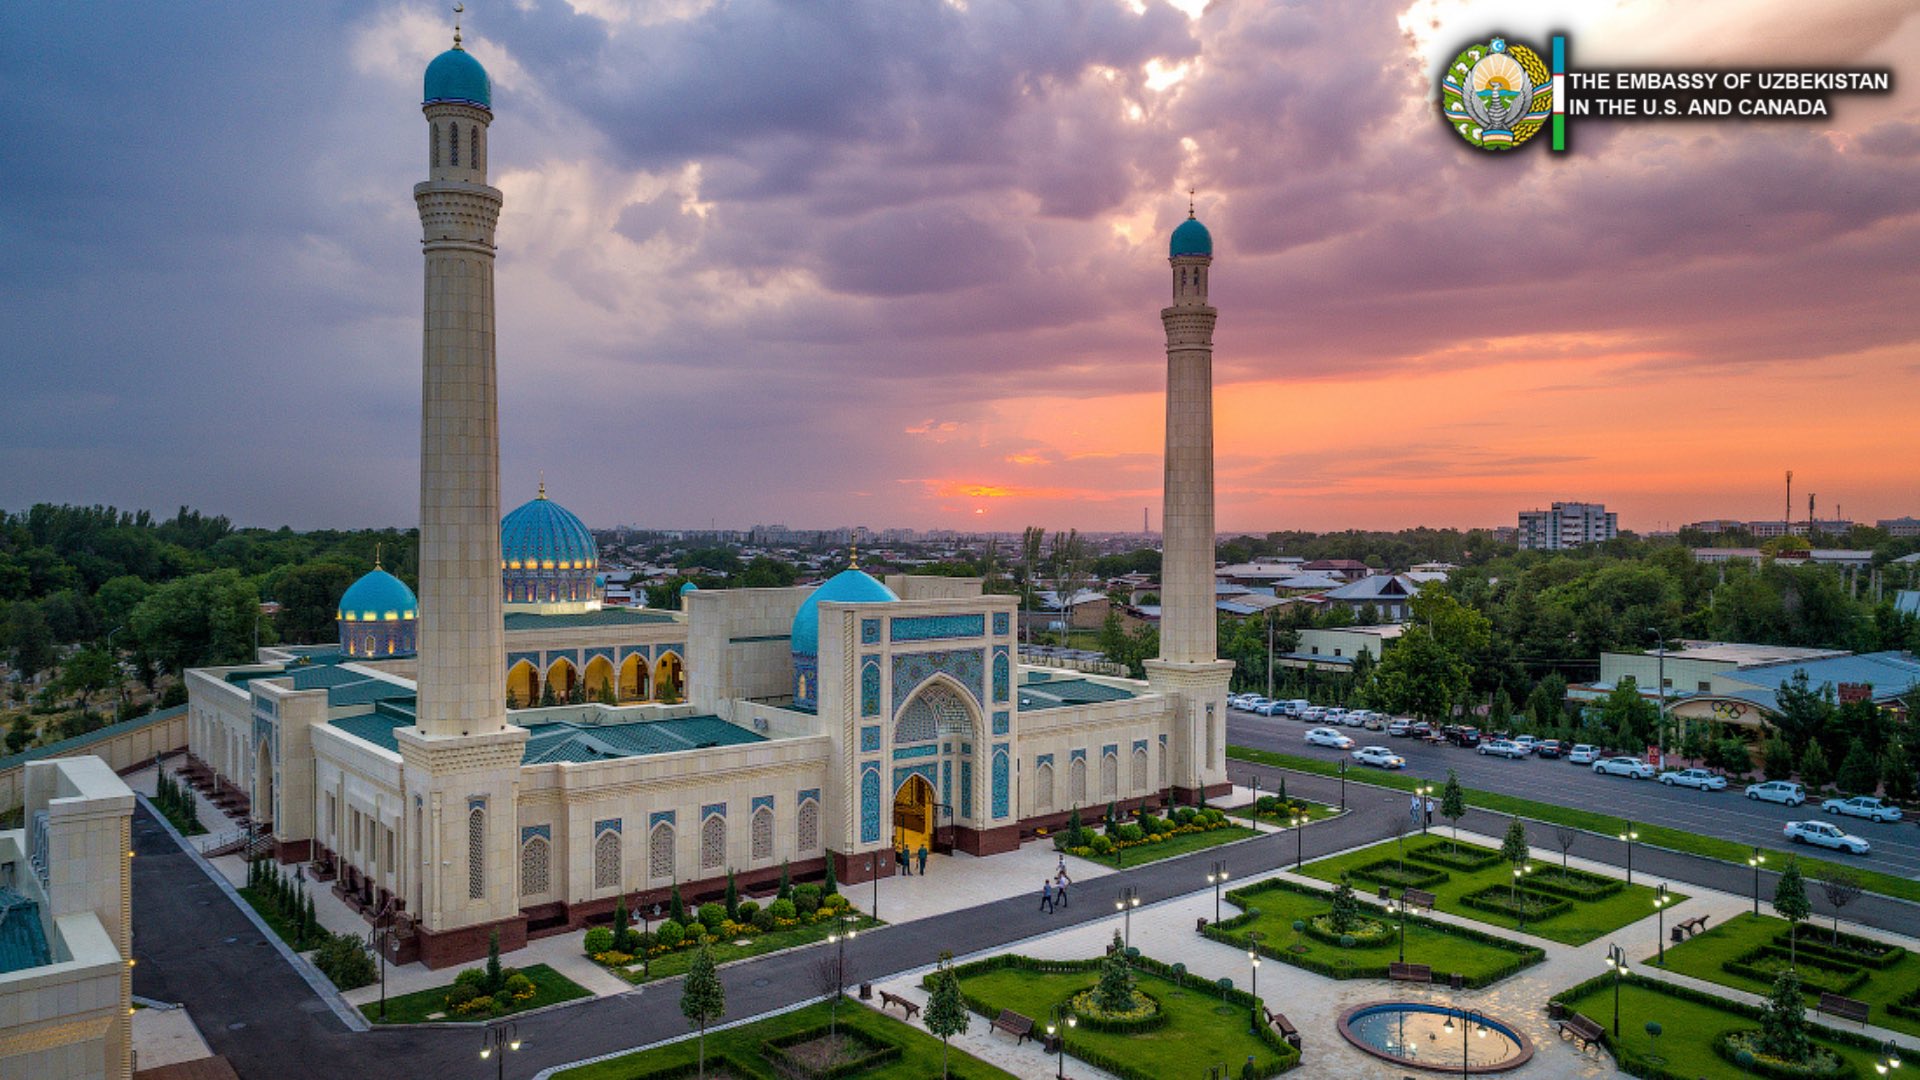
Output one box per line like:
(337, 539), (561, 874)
(1205, 876), (1542, 987)
(1066, 823), (1260, 870)
(363, 963), (590, 1024)
(1296, 835), (1678, 946)
(1228, 746), (1920, 905)
(953, 958), (1297, 1079)
(614, 913), (883, 985)
(1555, 973), (1896, 1079)
(1222, 797), (1339, 829)
(551, 998), (1017, 1080)
(236, 885), (322, 952)
(1655, 912), (1920, 1039)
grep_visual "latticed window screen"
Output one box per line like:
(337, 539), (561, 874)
(520, 837), (549, 896)
(1035, 763), (1054, 811)
(1133, 747), (1148, 791)
(797, 799), (819, 853)
(701, 814), (726, 869)
(649, 824), (674, 881)
(751, 808), (773, 861)
(594, 829), (621, 890)
(895, 681), (971, 743)
(1101, 752), (1118, 800)
(1069, 759), (1087, 806)
(466, 807), (485, 899)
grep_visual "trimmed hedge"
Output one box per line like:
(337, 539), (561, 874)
(1891, 985), (1920, 1023)
(1404, 838), (1506, 871)
(1202, 877), (1544, 989)
(1457, 885), (1572, 923)
(1523, 866), (1624, 902)
(761, 1024), (901, 1080)
(1713, 1031), (1853, 1080)
(597, 1055), (753, 1080)
(1781, 927), (1909, 970)
(1300, 914), (1395, 948)
(1723, 945), (1869, 999)
(1347, 858), (1449, 890)
(1067, 988), (1170, 1034)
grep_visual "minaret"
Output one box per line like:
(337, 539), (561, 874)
(1144, 201), (1234, 803)
(393, 19), (530, 967)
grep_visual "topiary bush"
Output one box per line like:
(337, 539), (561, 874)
(698, 902), (727, 930)
(655, 920), (686, 949)
(584, 926), (614, 956)
(769, 898), (797, 922)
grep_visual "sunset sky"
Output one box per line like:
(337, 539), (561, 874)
(2, 1), (1916, 535)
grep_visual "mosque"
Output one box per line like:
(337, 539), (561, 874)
(182, 28), (1231, 967)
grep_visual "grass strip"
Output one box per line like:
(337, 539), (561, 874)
(1229, 745), (1920, 905)
(363, 963), (590, 1024)
(1065, 823), (1260, 870)
(615, 912), (882, 984)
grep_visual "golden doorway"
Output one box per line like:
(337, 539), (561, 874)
(892, 774), (934, 857)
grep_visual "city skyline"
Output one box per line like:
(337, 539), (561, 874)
(2, 1), (1916, 534)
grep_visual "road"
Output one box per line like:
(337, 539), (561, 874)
(1228, 708), (1920, 879)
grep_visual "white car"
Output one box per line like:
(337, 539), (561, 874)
(1229, 694), (1259, 710)
(1566, 744), (1602, 765)
(1304, 727), (1355, 749)
(1299, 707), (1327, 722)
(1745, 781), (1807, 807)
(1784, 820), (1871, 854)
(1478, 739), (1527, 759)
(1386, 719), (1412, 737)
(1821, 796), (1904, 823)
(1658, 768), (1727, 791)
(1512, 735), (1538, 754)
(1593, 756), (1656, 779)
(1352, 745), (1407, 769)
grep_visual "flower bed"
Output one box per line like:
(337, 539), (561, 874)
(1302, 914), (1395, 948)
(1404, 838), (1505, 871)
(1715, 1031), (1850, 1080)
(1522, 866), (1624, 902)
(762, 1023), (902, 1080)
(1781, 926), (1908, 970)
(1068, 988), (1167, 1033)
(1457, 885), (1571, 923)
(1346, 858), (1449, 890)
(1055, 806), (1240, 861)
(1722, 946), (1870, 999)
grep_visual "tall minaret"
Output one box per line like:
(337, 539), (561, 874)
(1144, 202), (1234, 803)
(393, 19), (531, 967)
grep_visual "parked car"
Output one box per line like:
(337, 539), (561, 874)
(1321, 708), (1350, 726)
(1304, 726), (1355, 749)
(1658, 768), (1727, 791)
(1534, 739), (1564, 759)
(1284, 699), (1312, 716)
(1512, 735), (1539, 755)
(1408, 721), (1434, 738)
(1361, 715), (1387, 731)
(1784, 820), (1871, 854)
(1299, 707), (1328, 722)
(1352, 745), (1407, 769)
(1593, 756), (1656, 779)
(1442, 726), (1481, 748)
(1386, 719), (1412, 737)
(1255, 700), (1291, 717)
(1566, 744), (1601, 765)
(1744, 780), (1807, 807)
(1478, 739), (1528, 759)
(1821, 796), (1904, 823)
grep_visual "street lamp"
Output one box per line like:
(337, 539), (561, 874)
(1748, 849), (1766, 916)
(1247, 934), (1264, 1035)
(1605, 944), (1627, 1037)
(365, 918), (389, 1021)
(1875, 1039), (1903, 1075)
(1115, 886), (1140, 948)
(868, 856), (878, 922)
(1045, 1003), (1078, 1080)
(1251, 776), (1262, 827)
(1648, 628), (1668, 768)
(1207, 861), (1228, 924)
(827, 913), (858, 1034)
(479, 1021), (521, 1080)
(1290, 813), (1305, 869)
(1618, 822), (1640, 885)
(1442, 1009), (1487, 1079)
(1512, 864), (1534, 932)
(1416, 783), (1434, 834)
(1392, 890), (1409, 964)
(1338, 760), (1347, 810)
(1653, 883), (1671, 966)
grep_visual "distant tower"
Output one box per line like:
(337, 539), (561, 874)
(392, 17), (531, 967)
(1143, 200), (1233, 803)
(1785, 470), (1792, 530)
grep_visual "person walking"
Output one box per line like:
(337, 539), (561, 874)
(1408, 792), (1421, 826)
(1039, 879), (1055, 914)
(1054, 869), (1070, 908)
(1423, 795), (1435, 826)
(916, 843), (929, 875)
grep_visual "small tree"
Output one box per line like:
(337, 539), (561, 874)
(612, 895), (631, 954)
(1389, 812), (1411, 871)
(1329, 876), (1360, 934)
(1093, 931), (1137, 1013)
(539, 680), (558, 707)
(1440, 771), (1466, 848)
(1552, 825), (1578, 874)
(1501, 817), (1530, 902)
(1758, 968), (1811, 1063)
(1818, 871), (1863, 944)
(924, 952), (969, 1080)
(812, 952), (847, 1037)
(724, 870), (739, 921)
(823, 857), (838, 896)
(1882, 742), (1916, 802)
(778, 860), (792, 900)
(1762, 736), (1795, 780)
(1798, 742), (1832, 792)
(1774, 858), (1811, 966)
(485, 930), (504, 995)
(1836, 739), (1878, 796)
(681, 945), (726, 1079)
(669, 883), (686, 925)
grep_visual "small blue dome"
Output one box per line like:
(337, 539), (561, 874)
(424, 47), (491, 108)
(679, 582), (699, 596)
(1170, 216), (1212, 257)
(790, 569), (898, 656)
(501, 487), (597, 571)
(337, 568), (418, 622)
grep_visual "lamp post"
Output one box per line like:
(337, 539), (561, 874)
(827, 913), (858, 1034)
(1606, 944), (1627, 1037)
(1393, 891), (1408, 964)
(1512, 863), (1534, 932)
(1247, 932), (1264, 1035)
(1251, 776), (1261, 827)
(1046, 1002), (1078, 1080)
(1442, 1009), (1487, 1079)
(1290, 813), (1305, 869)
(1648, 628), (1667, 768)
(1618, 822), (1639, 885)
(1338, 760), (1347, 811)
(1653, 883), (1671, 966)
(868, 856), (878, 922)
(1875, 1039), (1904, 1076)
(1207, 861), (1228, 924)
(366, 919), (389, 1021)
(1115, 886), (1139, 949)
(1748, 849), (1766, 916)
(479, 1021), (521, 1080)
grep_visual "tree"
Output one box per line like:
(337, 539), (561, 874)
(1882, 743), (1916, 802)
(1440, 770), (1466, 848)
(680, 945), (726, 1079)
(1773, 858), (1811, 966)
(822, 857), (838, 896)
(778, 860), (792, 900)
(1798, 742), (1832, 792)
(1501, 817), (1530, 901)
(6, 603), (55, 678)
(1763, 736), (1796, 780)
(1552, 825), (1578, 874)
(1489, 688), (1513, 732)
(724, 870), (739, 920)
(1093, 930), (1137, 1013)
(924, 952), (969, 1080)
(485, 930), (504, 995)
(1328, 877), (1360, 934)
(271, 562), (358, 644)
(539, 679), (558, 707)
(669, 883), (686, 925)
(1836, 738), (1878, 795)
(1371, 626), (1461, 723)
(127, 569), (262, 674)
(812, 952), (847, 1038)
(1599, 677), (1659, 751)
(59, 646), (119, 720)
(612, 895), (631, 954)
(1817, 871), (1863, 944)
(1758, 968), (1811, 1063)
(5, 716), (31, 754)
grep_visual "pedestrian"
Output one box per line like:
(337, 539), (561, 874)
(1409, 792), (1421, 824)
(1056, 852), (1066, 877)
(1423, 795), (1435, 826)
(1054, 870), (1070, 908)
(1040, 879), (1055, 913)
(916, 843), (929, 875)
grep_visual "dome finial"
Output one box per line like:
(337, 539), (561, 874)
(452, 2), (465, 49)
(1188, 188), (1196, 219)
(848, 540), (860, 570)
(537, 470), (546, 500)
(374, 541), (383, 570)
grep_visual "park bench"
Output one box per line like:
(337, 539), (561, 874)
(1557, 1013), (1606, 1054)
(1401, 888), (1436, 912)
(1264, 1007), (1301, 1049)
(991, 1009), (1036, 1045)
(1817, 993), (1871, 1025)
(1388, 962), (1432, 983)
(1670, 915), (1711, 943)
(877, 991), (920, 1022)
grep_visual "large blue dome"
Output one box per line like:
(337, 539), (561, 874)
(502, 487), (597, 571)
(337, 568), (417, 622)
(1170, 215), (1212, 257)
(424, 46), (491, 108)
(790, 568), (898, 657)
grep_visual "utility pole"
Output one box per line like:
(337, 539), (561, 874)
(1785, 469), (1792, 532)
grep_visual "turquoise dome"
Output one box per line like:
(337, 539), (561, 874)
(424, 47), (491, 108)
(337, 568), (417, 622)
(679, 582), (699, 596)
(1170, 215), (1212, 257)
(790, 568), (898, 656)
(501, 487), (597, 571)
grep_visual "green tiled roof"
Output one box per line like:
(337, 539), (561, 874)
(325, 712), (763, 765)
(0, 704), (186, 774)
(0, 887), (51, 974)
(1015, 678), (1137, 710)
(326, 680), (416, 708)
(503, 609), (678, 631)
(290, 665), (370, 690)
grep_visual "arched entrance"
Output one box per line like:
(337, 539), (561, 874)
(618, 654), (648, 701)
(546, 657), (577, 702)
(893, 774), (934, 857)
(583, 655), (614, 702)
(255, 739), (274, 829)
(653, 652), (685, 701)
(507, 660), (539, 709)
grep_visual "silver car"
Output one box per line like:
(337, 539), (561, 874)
(1658, 768), (1727, 791)
(1820, 796), (1903, 823)
(1592, 756), (1655, 779)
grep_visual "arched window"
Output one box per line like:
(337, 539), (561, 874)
(648, 823), (674, 881)
(1034, 762), (1054, 812)
(466, 806), (485, 899)
(700, 814), (725, 869)
(471, 124), (481, 170)
(797, 798), (819, 853)
(450, 123), (460, 168)
(1133, 746), (1148, 792)
(1069, 758), (1087, 806)
(520, 836), (549, 896)
(594, 829), (621, 890)
(1101, 751), (1118, 800)
(751, 807), (773, 861)
(895, 681), (971, 744)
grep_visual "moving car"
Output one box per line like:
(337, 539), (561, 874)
(1386, 719), (1412, 737)
(1593, 756), (1656, 779)
(1478, 739), (1528, 759)
(1821, 796), (1904, 823)
(1304, 726), (1355, 749)
(1566, 744), (1601, 765)
(1352, 745), (1407, 769)
(1744, 780), (1807, 807)
(1658, 768), (1727, 791)
(1784, 820), (1871, 854)
(1534, 739), (1564, 759)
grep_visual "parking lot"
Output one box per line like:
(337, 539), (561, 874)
(1227, 705), (1920, 879)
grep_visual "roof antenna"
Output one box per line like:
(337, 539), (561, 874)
(453, 3), (465, 49)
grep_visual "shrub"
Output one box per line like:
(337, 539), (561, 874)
(1458, 885), (1571, 923)
(769, 899), (797, 921)
(503, 972), (536, 1001)
(454, 967), (488, 989)
(655, 920), (686, 949)
(793, 884), (822, 917)
(750, 907), (776, 932)
(1112, 823), (1145, 843)
(698, 902), (727, 930)
(1404, 838), (1504, 871)
(1347, 859), (1448, 890)
(1089, 835), (1114, 856)
(583, 927), (614, 956)
(445, 981), (481, 1010)
(1172, 807), (1198, 825)
(737, 900), (759, 920)
(311, 932), (376, 991)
